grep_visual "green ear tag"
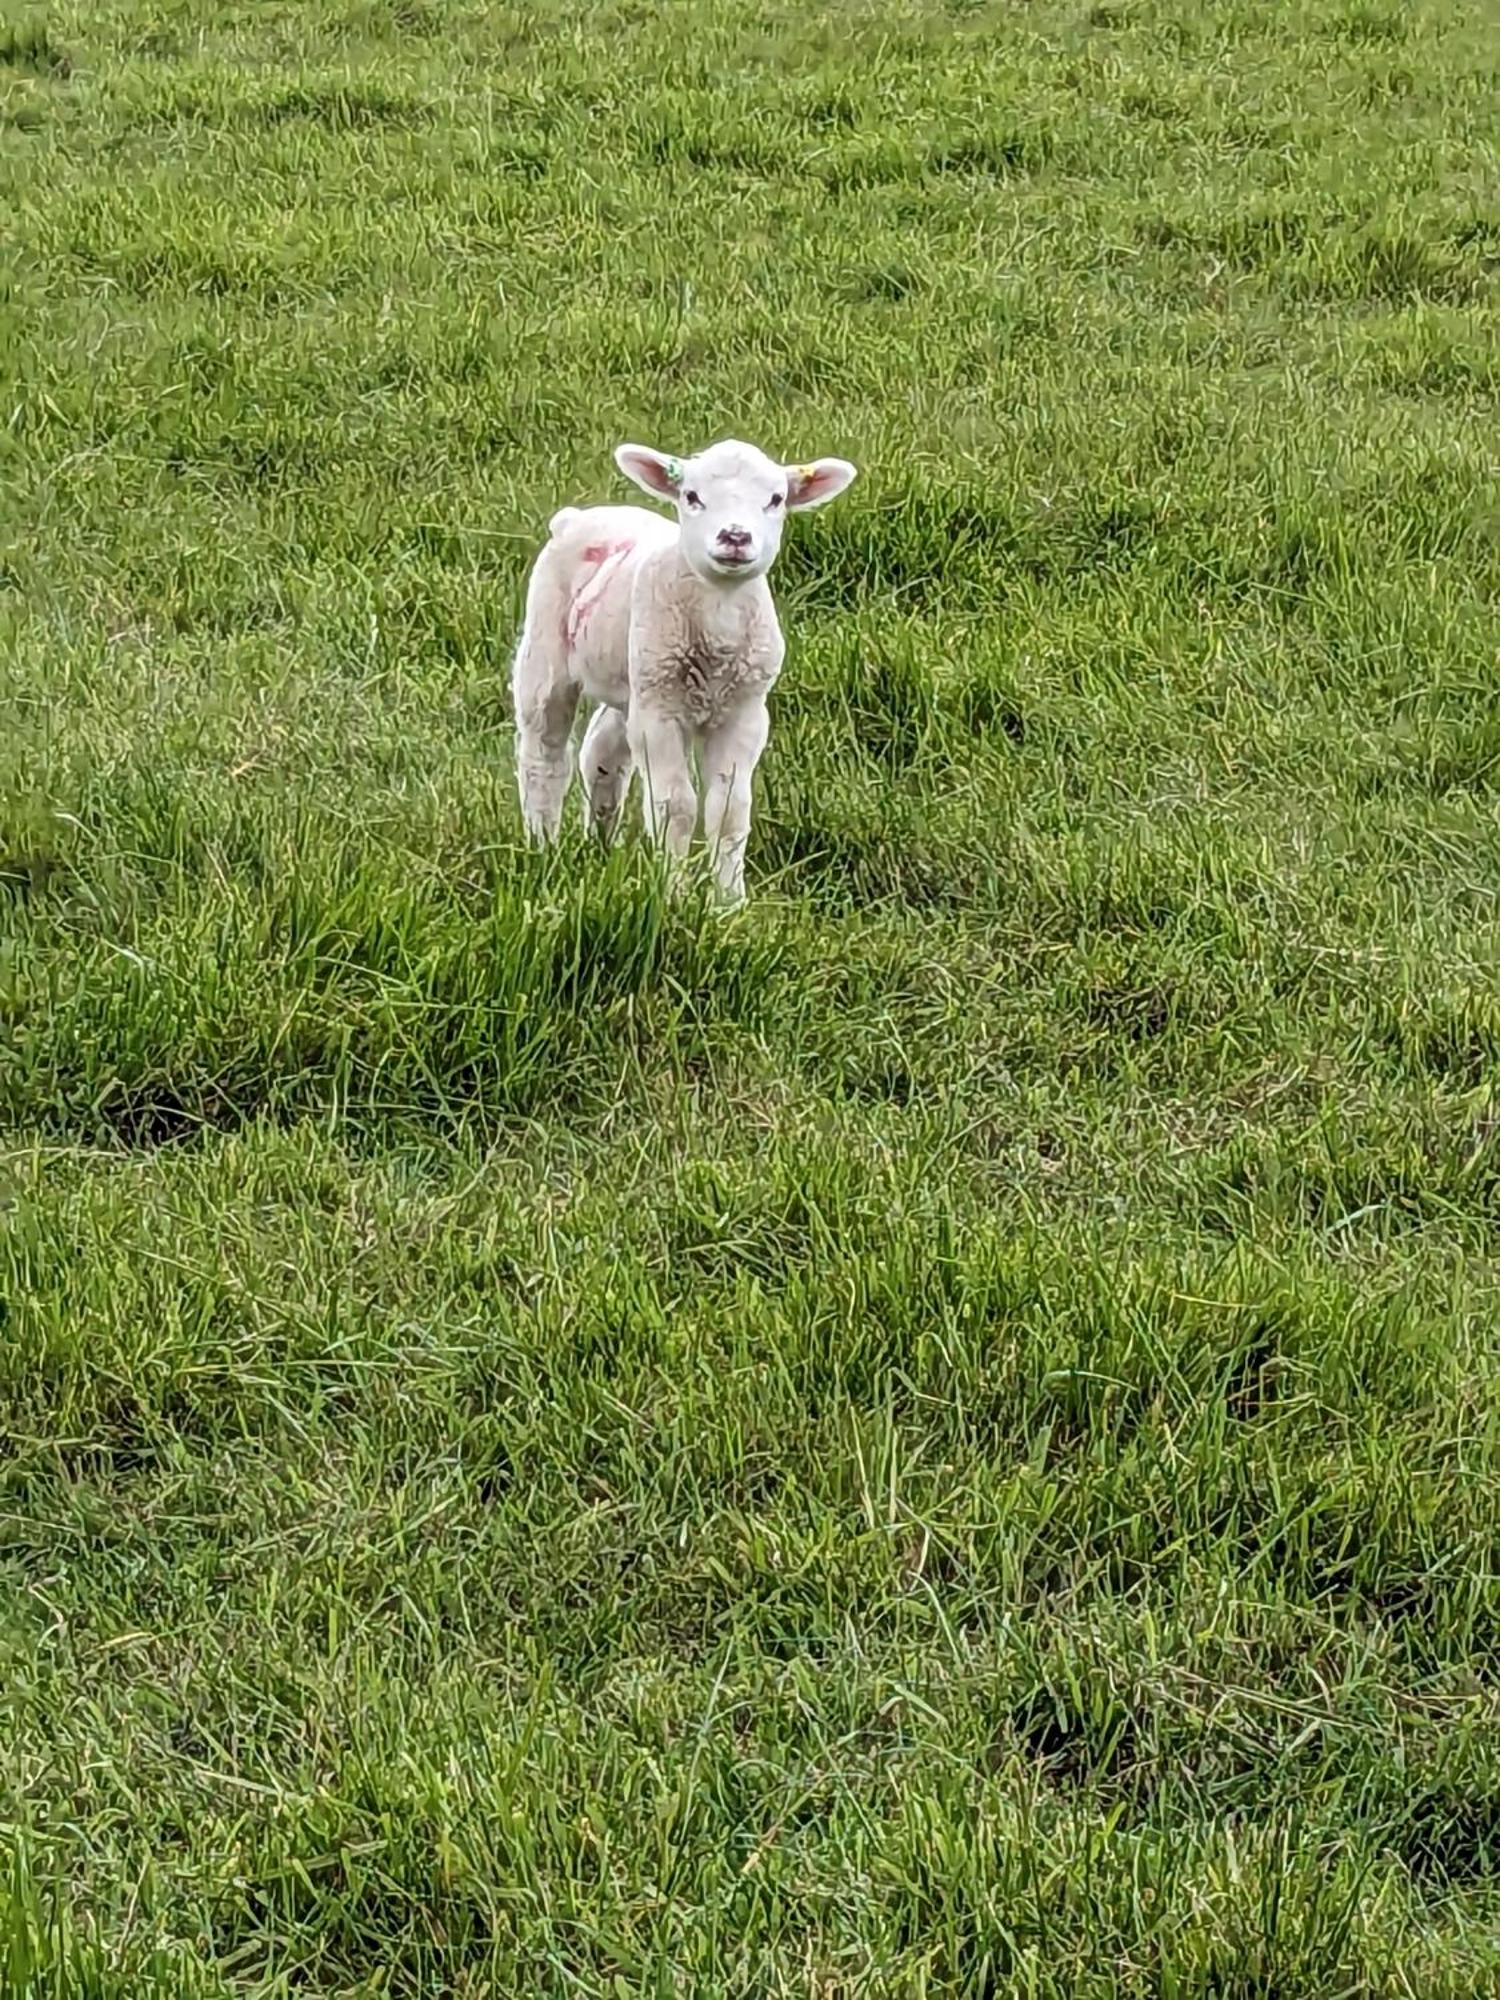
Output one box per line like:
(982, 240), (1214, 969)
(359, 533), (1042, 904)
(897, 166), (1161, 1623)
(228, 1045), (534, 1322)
(665, 457), (682, 486)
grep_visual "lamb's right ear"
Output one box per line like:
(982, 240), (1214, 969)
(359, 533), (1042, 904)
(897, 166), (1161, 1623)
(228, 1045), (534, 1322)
(614, 445), (683, 502)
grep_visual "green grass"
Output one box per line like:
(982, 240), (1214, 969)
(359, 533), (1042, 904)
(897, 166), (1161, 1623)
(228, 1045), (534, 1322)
(2, 0), (1499, 1990)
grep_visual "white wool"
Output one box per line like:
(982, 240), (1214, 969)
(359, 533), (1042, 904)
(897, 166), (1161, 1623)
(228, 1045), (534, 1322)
(511, 437), (856, 903)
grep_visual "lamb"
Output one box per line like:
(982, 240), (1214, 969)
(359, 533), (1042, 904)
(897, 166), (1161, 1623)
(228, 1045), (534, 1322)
(512, 437), (857, 903)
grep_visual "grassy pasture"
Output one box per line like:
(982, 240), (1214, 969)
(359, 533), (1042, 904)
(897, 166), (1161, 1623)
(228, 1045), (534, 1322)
(2, 0), (1499, 1991)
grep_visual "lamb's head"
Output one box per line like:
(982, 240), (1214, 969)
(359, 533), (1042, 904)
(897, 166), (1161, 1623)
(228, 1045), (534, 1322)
(614, 437), (856, 585)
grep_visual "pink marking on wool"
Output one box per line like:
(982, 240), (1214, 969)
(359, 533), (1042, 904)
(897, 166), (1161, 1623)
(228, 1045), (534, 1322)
(564, 538), (635, 652)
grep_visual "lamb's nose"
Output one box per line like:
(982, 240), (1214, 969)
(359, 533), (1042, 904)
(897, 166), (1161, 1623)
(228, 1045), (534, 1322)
(717, 525), (752, 550)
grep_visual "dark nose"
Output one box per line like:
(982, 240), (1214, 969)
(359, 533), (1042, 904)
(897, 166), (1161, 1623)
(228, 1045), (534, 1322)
(717, 525), (752, 550)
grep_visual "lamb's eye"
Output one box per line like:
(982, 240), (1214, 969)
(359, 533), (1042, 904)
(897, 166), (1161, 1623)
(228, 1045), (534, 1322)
(768, 493), (785, 509)
(684, 488), (703, 509)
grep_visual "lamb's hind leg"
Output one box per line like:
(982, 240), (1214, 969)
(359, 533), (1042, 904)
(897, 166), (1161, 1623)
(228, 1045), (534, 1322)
(512, 618), (579, 843)
(579, 705), (633, 842)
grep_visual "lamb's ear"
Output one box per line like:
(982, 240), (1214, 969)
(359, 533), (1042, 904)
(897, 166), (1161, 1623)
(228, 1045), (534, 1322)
(784, 457), (857, 511)
(614, 445), (683, 502)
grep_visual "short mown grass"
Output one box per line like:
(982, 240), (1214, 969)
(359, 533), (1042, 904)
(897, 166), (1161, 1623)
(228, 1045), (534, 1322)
(3, 0), (1499, 1992)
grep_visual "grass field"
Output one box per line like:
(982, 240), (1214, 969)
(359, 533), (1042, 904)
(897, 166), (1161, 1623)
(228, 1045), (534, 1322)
(3, 0), (1499, 1991)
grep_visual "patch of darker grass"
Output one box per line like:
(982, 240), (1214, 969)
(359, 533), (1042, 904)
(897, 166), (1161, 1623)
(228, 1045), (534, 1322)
(926, 128), (1053, 179)
(1141, 203), (1314, 266)
(1371, 995), (1500, 1088)
(1199, 1114), (1500, 1241)
(383, 0), (444, 32)
(1395, 1783), (1500, 1887)
(644, 125), (779, 176)
(1119, 87), (1184, 125)
(798, 85), (861, 131)
(1332, 5), (1407, 44)
(843, 649), (940, 772)
(842, 261), (926, 303)
(0, 851), (60, 900)
(225, 1810), (501, 1998)
(251, 82), (433, 131)
(1007, 1674), (1158, 1806)
(1221, 1319), (1287, 1423)
(0, 26), (71, 76)
(955, 681), (1030, 745)
(1317, 227), (1491, 306)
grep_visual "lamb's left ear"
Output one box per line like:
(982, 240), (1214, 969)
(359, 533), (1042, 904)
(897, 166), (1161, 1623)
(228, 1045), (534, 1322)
(784, 458), (857, 511)
(615, 445), (683, 502)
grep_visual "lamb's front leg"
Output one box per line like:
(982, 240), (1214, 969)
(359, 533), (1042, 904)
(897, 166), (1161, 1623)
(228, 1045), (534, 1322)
(701, 700), (770, 905)
(628, 705), (696, 873)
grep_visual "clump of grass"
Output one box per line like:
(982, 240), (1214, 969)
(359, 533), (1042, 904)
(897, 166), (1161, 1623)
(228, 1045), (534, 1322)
(0, 24), (71, 77)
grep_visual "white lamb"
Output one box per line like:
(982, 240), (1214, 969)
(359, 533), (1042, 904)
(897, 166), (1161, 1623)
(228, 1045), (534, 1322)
(512, 437), (857, 903)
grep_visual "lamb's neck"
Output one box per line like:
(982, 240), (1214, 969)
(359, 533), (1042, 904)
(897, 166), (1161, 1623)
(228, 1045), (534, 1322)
(669, 548), (775, 640)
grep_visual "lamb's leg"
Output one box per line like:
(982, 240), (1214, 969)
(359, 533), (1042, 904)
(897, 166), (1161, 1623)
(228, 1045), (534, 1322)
(513, 629), (579, 843)
(579, 704), (633, 842)
(700, 700), (770, 905)
(628, 707), (696, 873)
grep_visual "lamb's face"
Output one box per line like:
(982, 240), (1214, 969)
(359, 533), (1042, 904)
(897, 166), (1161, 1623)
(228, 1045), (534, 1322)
(673, 441), (790, 583)
(614, 438), (857, 586)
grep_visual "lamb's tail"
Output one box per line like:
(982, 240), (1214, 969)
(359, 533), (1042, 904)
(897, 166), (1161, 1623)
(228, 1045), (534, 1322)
(548, 505), (581, 539)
